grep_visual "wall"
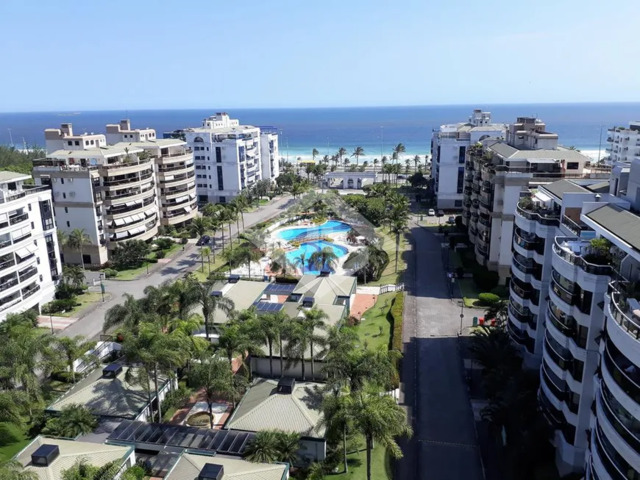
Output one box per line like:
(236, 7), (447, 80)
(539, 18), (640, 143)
(250, 356), (326, 381)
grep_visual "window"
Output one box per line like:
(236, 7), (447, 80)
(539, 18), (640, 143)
(216, 147), (222, 163)
(454, 200), (463, 207)
(64, 207), (68, 213)
(62, 192), (66, 199)
(61, 178), (65, 184)
(67, 141), (72, 146)
(566, 162), (579, 170)
(66, 221), (70, 227)
(31, 222), (34, 229)
(219, 196), (226, 203)
(28, 204), (32, 211)
(217, 166), (224, 190)
(458, 146), (466, 163)
(74, 141), (79, 146)
(456, 167), (464, 193)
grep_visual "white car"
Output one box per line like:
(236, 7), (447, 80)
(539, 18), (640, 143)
(427, 209), (435, 216)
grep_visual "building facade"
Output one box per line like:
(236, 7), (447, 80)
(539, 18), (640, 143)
(33, 122), (195, 266)
(430, 110), (506, 209)
(0, 172), (61, 322)
(505, 162), (640, 477)
(461, 117), (607, 283)
(606, 121), (640, 165)
(183, 113), (279, 204)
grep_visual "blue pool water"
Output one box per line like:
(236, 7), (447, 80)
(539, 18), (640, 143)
(277, 220), (351, 242)
(285, 240), (349, 275)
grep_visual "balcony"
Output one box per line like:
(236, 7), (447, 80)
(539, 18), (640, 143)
(544, 331), (584, 382)
(9, 213), (28, 226)
(509, 301), (537, 331)
(553, 237), (612, 276)
(598, 382), (640, 455)
(547, 302), (580, 344)
(21, 283), (39, 300)
(607, 281), (640, 340)
(512, 253), (542, 280)
(513, 227), (545, 254)
(604, 342), (640, 405)
(551, 271), (579, 307)
(102, 170), (153, 188)
(593, 423), (640, 480)
(507, 318), (534, 353)
(561, 215), (592, 236)
(516, 200), (560, 226)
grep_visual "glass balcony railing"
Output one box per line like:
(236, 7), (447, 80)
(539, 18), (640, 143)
(513, 227), (545, 253)
(516, 202), (560, 226)
(608, 281), (640, 340)
(553, 237), (612, 276)
(507, 318), (534, 353)
(604, 342), (640, 405)
(544, 331), (584, 382)
(599, 381), (640, 454)
(594, 423), (640, 480)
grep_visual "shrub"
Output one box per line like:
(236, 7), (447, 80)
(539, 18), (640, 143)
(390, 292), (404, 352)
(347, 315), (361, 327)
(43, 298), (77, 314)
(103, 268), (118, 279)
(155, 250), (166, 259)
(478, 292), (500, 306)
(55, 282), (82, 300)
(155, 237), (174, 250)
(162, 384), (192, 411)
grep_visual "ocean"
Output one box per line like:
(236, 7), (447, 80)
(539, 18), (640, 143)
(1, 103), (639, 162)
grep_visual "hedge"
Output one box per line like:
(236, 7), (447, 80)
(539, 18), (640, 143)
(390, 291), (404, 352)
(478, 292), (500, 306)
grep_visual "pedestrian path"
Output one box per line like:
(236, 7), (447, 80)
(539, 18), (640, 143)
(38, 315), (79, 331)
(356, 285), (381, 294)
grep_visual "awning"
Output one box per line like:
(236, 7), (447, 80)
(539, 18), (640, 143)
(114, 218), (126, 226)
(26, 245), (36, 254)
(176, 195), (188, 203)
(123, 215), (134, 224)
(0, 213), (8, 223)
(189, 193), (196, 199)
(164, 175), (175, 181)
(534, 191), (552, 203)
(184, 206), (191, 213)
(125, 201), (136, 207)
(114, 231), (128, 239)
(15, 248), (31, 260)
(11, 227), (29, 240)
(128, 226), (146, 236)
(145, 208), (155, 217)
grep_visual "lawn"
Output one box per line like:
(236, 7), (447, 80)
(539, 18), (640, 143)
(192, 253), (230, 282)
(58, 291), (110, 317)
(332, 444), (392, 480)
(0, 423), (29, 464)
(368, 229), (409, 286)
(108, 243), (182, 281)
(356, 293), (395, 351)
(458, 278), (481, 308)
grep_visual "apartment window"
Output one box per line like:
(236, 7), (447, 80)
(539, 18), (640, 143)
(219, 196), (226, 203)
(208, 175), (211, 180)
(90, 140), (94, 145)
(39, 275), (43, 282)
(436, 145), (441, 163)
(206, 147), (209, 151)
(217, 166), (224, 190)
(566, 162), (579, 170)
(216, 147), (222, 163)
(64, 207), (68, 213)
(61, 178), (65, 184)
(456, 167), (464, 193)
(66, 221), (70, 228)
(67, 141), (72, 146)
(74, 141), (79, 146)
(454, 200), (463, 207)
(31, 222), (34, 229)
(458, 146), (466, 163)
(62, 192), (66, 199)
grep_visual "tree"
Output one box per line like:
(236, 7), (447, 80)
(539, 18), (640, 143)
(351, 146), (365, 166)
(301, 307), (328, 379)
(60, 459), (121, 480)
(191, 356), (235, 428)
(234, 243), (263, 279)
(392, 143), (406, 164)
(296, 251), (307, 274)
(66, 228), (91, 270)
(55, 336), (97, 383)
(269, 249), (293, 277)
(244, 430), (279, 463)
(0, 390), (31, 425)
(308, 246), (339, 272)
(413, 154), (420, 172)
(62, 265), (85, 289)
(350, 390), (412, 480)
(111, 240), (151, 270)
(312, 148), (319, 162)
(322, 394), (353, 473)
(388, 217), (408, 273)
(195, 282), (234, 339)
(190, 216), (209, 238)
(373, 158), (379, 173)
(274, 431), (300, 466)
(255, 312), (283, 377)
(337, 147), (347, 165)
(43, 404), (97, 437)
(217, 320), (263, 369)
(0, 461), (38, 480)
(200, 246), (212, 273)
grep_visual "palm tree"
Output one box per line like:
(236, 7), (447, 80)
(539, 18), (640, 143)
(312, 148), (319, 162)
(168, 275), (201, 321)
(191, 356), (234, 428)
(351, 146), (365, 166)
(0, 461), (38, 480)
(235, 244), (263, 279)
(196, 282), (234, 339)
(190, 216), (209, 238)
(275, 431), (300, 465)
(66, 228), (91, 269)
(217, 320), (263, 370)
(270, 310), (291, 377)
(301, 307), (328, 379)
(393, 143), (406, 164)
(373, 158), (379, 173)
(269, 249), (293, 277)
(338, 147), (347, 165)
(322, 394), (353, 473)
(43, 403), (97, 437)
(389, 217), (408, 273)
(296, 252), (307, 275)
(62, 264), (85, 289)
(322, 154), (330, 166)
(244, 430), (279, 463)
(351, 390), (412, 480)
(0, 390), (31, 425)
(201, 246), (212, 273)
(232, 194), (250, 231)
(484, 298), (508, 323)
(56, 336), (97, 383)
(284, 320), (315, 380)
(308, 246), (339, 272)
(413, 154), (420, 172)
(254, 312), (285, 377)
(103, 293), (145, 333)
(60, 459), (121, 480)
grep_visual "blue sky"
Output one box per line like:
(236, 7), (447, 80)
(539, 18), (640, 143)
(0, 0), (637, 111)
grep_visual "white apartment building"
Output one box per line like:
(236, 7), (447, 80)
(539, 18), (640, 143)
(606, 121), (640, 165)
(0, 172), (61, 322)
(505, 162), (640, 477)
(33, 123), (196, 266)
(431, 109), (506, 209)
(183, 113), (279, 204)
(462, 117), (606, 283)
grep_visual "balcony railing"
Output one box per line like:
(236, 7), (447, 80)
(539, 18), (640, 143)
(599, 382), (640, 454)
(604, 343), (640, 405)
(512, 254), (542, 279)
(547, 303), (579, 342)
(553, 237), (612, 276)
(516, 203), (560, 226)
(607, 281), (640, 340)
(507, 318), (534, 353)
(513, 227), (544, 253)
(594, 423), (639, 480)
(561, 215), (592, 236)
(9, 213), (28, 225)
(21, 283), (39, 299)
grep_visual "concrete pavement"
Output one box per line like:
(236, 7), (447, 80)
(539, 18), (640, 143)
(60, 195), (296, 340)
(396, 217), (485, 480)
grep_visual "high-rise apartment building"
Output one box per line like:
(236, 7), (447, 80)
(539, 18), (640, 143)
(33, 122), (195, 266)
(606, 121), (640, 165)
(505, 158), (640, 477)
(431, 109), (506, 209)
(183, 113), (279, 204)
(462, 117), (607, 283)
(0, 172), (61, 322)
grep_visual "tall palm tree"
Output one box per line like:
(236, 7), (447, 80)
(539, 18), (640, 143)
(350, 390), (412, 480)
(103, 293), (145, 333)
(275, 431), (301, 466)
(338, 147), (347, 165)
(393, 143), (406, 164)
(373, 158), (379, 173)
(244, 430), (279, 463)
(217, 320), (263, 369)
(301, 307), (328, 379)
(55, 336), (97, 383)
(196, 282), (234, 339)
(254, 312), (283, 378)
(269, 248), (293, 277)
(62, 264), (85, 289)
(168, 275), (201, 321)
(351, 146), (365, 166)
(284, 320), (314, 380)
(190, 216), (209, 238)
(0, 460), (38, 480)
(0, 390), (31, 425)
(296, 252), (307, 275)
(191, 356), (234, 428)
(312, 148), (319, 162)
(42, 403), (97, 437)
(389, 217), (408, 273)
(309, 246), (339, 272)
(413, 154), (420, 172)
(322, 154), (330, 166)
(234, 244), (263, 279)
(66, 228), (91, 269)
(201, 246), (212, 273)
(322, 394), (353, 473)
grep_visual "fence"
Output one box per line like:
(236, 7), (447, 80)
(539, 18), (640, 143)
(380, 283), (404, 294)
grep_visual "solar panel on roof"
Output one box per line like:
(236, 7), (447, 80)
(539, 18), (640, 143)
(265, 283), (296, 294)
(255, 301), (283, 312)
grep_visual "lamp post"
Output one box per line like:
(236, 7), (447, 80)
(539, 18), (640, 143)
(459, 300), (464, 336)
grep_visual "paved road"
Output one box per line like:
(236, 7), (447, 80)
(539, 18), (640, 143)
(396, 218), (485, 480)
(60, 195), (296, 340)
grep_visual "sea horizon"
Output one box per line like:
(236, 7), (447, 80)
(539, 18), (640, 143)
(1, 102), (638, 162)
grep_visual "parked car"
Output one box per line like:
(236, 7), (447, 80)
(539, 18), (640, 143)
(437, 210), (445, 217)
(428, 209), (436, 216)
(196, 235), (211, 246)
(447, 216), (456, 225)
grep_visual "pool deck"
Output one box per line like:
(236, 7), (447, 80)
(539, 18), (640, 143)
(169, 388), (233, 428)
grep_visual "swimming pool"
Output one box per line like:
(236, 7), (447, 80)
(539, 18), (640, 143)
(277, 220), (352, 242)
(285, 240), (349, 274)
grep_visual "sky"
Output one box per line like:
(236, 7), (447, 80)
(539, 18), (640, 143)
(0, 0), (639, 112)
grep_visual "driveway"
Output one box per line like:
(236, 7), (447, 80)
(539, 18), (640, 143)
(396, 217), (485, 480)
(60, 195), (296, 340)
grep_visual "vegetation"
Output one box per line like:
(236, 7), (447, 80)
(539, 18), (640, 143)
(244, 430), (301, 465)
(389, 292), (404, 352)
(112, 240), (151, 270)
(0, 146), (45, 176)
(42, 404), (97, 438)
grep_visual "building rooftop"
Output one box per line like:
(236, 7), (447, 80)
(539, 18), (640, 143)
(584, 181), (610, 193)
(119, 138), (186, 149)
(0, 171), (31, 183)
(46, 144), (144, 159)
(541, 179), (590, 200)
(225, 377), (325, 438)
(584, 204), (640, 251)
(488, 143), (590, 162)
(210, 280), (269, 324)
(292, 274), (356, 305)
(165, 452), (287, 480)
(46, 365), (168, 419)
(15, 436), (132, 480)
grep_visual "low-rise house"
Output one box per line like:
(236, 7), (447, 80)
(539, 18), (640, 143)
(225, 377), (326, 463)
(165, 451), (289, 480)
(15, 436), (135, 480)
(46, 363), (172, 423)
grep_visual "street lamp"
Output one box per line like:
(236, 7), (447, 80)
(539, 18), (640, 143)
(459, 301), (464, 336)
